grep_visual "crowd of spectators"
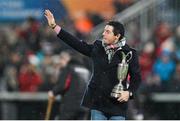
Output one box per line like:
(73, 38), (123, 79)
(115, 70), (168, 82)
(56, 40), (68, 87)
(135, 22), (180, 120)
(0, 0), (179, 120)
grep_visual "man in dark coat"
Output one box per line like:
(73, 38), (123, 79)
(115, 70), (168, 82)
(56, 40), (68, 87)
(45, 9), (141, 120)
(48, 51), (89, 120)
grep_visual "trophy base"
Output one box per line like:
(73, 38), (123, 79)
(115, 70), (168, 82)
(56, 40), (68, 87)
(111, 84), (123, 98)
(111, 92), (121, 98)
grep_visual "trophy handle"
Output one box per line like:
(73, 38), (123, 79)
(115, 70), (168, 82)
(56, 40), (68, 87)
(120, 51), (132, 63)
(126, 51), (132, 63)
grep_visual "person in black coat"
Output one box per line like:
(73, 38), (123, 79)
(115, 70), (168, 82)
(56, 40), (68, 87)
(45, 9), (141, 120)
(47, 51), (89, 120)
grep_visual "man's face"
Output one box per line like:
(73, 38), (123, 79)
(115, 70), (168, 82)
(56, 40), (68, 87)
(102, 25), (120, 44)
(59, 53), (71, 68)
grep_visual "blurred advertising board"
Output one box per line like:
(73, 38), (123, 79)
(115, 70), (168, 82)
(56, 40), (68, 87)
(0, 0), (67, 22)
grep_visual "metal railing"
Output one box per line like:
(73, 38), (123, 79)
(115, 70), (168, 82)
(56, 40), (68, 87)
(0, 92), (61, 101)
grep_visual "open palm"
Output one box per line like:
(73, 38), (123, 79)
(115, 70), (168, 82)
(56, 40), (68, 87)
(44, 9), (56, 28)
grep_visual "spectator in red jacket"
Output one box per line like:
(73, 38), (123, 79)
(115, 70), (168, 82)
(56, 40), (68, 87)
(18, 63), (43, 92)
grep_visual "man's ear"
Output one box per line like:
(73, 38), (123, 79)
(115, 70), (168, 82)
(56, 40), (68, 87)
(116, 34), (121, 40)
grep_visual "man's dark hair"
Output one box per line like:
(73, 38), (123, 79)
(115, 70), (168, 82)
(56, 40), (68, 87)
(106, 21), (125, 40)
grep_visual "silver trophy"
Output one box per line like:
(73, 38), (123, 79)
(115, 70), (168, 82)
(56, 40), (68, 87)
(111, 51), (132, 98)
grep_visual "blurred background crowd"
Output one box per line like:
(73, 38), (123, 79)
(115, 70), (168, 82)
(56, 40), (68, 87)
(0, 0), (180, 120)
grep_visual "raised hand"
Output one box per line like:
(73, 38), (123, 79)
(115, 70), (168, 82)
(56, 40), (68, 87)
(44, 9), (57, 29)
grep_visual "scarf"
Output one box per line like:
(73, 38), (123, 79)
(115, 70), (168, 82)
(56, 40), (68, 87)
(102, 37), (126, 63)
